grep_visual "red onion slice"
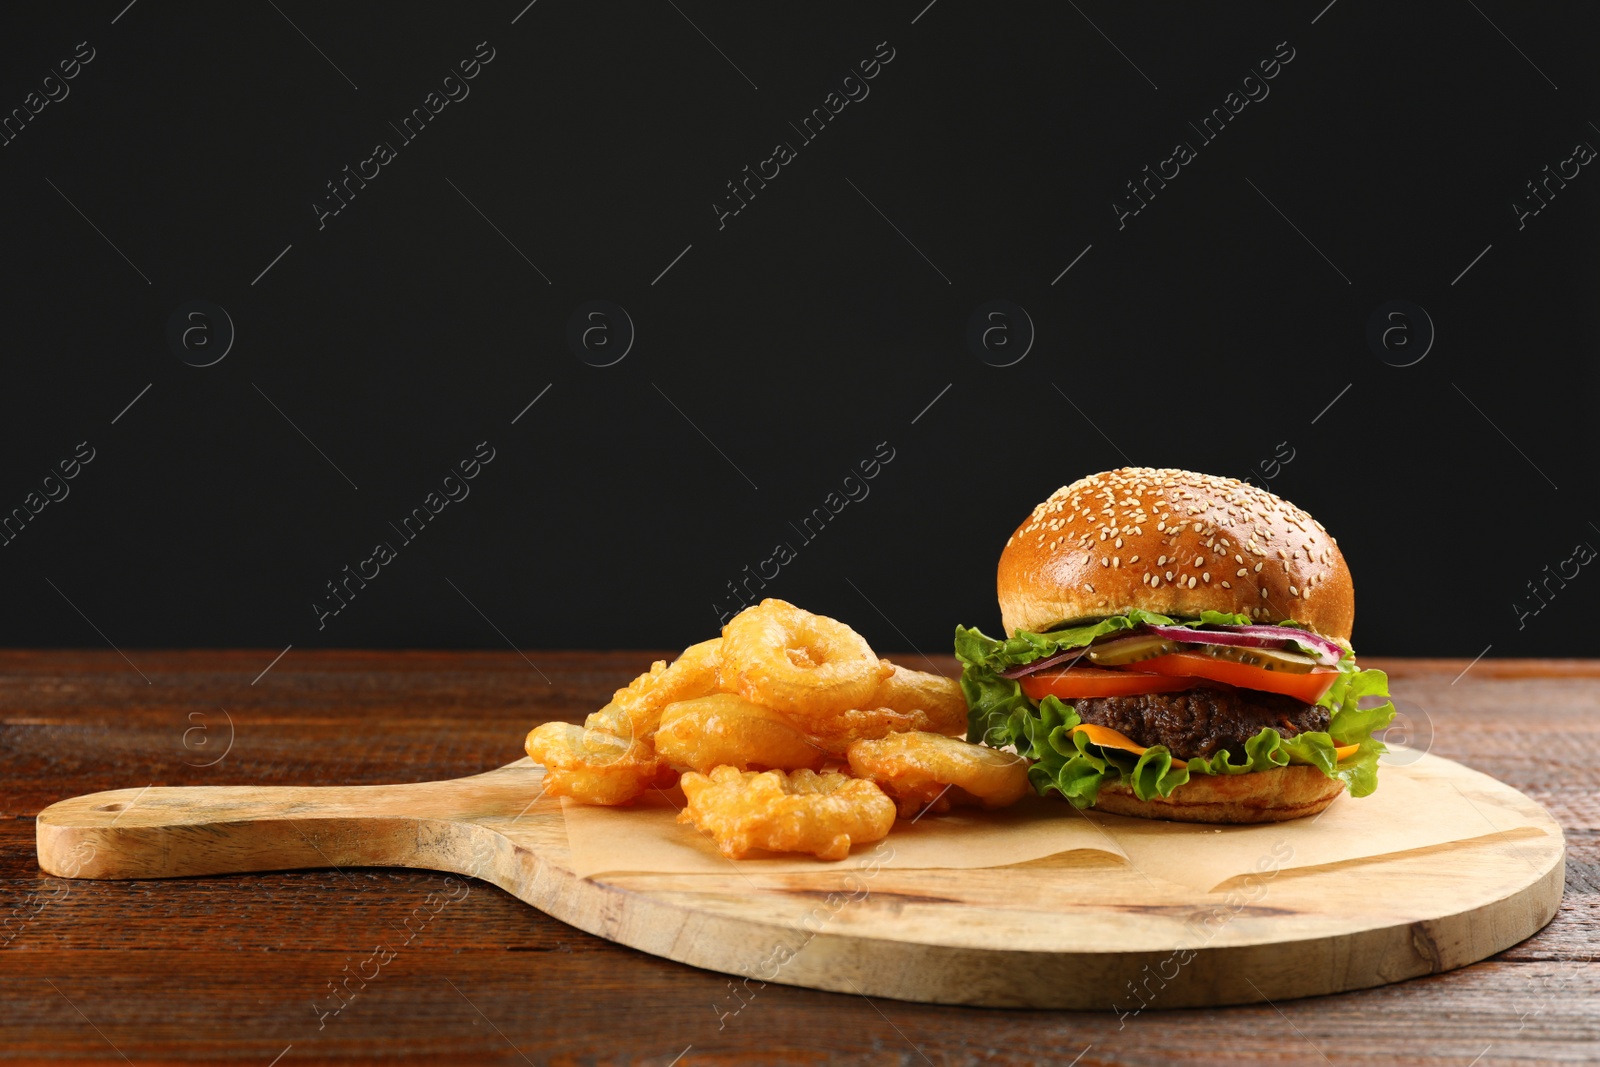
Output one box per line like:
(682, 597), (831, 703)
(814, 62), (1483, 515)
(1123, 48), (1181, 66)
(1145, 623), (1342, 665)
(996, 622), (1342, 680)
(999, 644), (1090, 679)
(1145, 624), (1269, 647)
(1211, 624), (1344, 664)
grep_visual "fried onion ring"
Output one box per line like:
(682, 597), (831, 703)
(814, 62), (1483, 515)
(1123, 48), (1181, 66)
(721, 599), (887, 720)
(868, 663), (969, 735)
(584, 639), (724, 742)
(655, 694), (827, 773)
(847, 731), (1030, 818)
(678, 766), (896, 860)
(797, 706), (939, 757)
(525, 722), (675, 806)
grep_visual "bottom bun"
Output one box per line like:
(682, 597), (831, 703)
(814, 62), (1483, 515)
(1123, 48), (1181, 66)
(1091, 765), (1347, 824)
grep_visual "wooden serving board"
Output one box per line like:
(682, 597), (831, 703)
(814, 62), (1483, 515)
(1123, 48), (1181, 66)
(35, 755), (1563, 1010)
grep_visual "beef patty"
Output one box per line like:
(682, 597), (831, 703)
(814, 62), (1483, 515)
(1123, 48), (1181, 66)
(1070, 688), (1328, 761)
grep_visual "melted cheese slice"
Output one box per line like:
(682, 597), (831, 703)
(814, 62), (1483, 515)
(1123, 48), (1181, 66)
(1069, 722), (1187, 767)
(1067, 724), (1360, 768)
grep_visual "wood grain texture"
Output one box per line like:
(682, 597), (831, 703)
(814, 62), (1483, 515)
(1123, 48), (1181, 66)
(2, 651), (1598, 1064)
(33, 753), (1565, 1011)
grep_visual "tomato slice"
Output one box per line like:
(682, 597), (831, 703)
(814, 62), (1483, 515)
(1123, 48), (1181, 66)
(1135, 652), (1339, 703)
(1021, 667), (1200, 700)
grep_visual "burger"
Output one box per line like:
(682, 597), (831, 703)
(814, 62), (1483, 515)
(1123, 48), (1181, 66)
(955, 468), (1395, 823)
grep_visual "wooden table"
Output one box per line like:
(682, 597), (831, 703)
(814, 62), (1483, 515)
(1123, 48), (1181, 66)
(2, 651), (1595, 1065)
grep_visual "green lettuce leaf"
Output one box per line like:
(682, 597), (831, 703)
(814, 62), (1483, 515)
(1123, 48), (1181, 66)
(1315, 660), (1395, 796)
(958, 615), (1397, 804)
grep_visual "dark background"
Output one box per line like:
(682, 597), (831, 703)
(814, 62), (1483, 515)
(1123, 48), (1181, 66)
(1, 1), (1595, 661)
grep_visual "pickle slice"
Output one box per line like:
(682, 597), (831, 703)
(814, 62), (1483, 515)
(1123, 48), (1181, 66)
(1200, 644), (1318, 674)
(1087, 634), (1183, 666)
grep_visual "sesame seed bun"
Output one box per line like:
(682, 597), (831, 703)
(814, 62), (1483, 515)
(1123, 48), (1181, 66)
(1091, 765), (1346, 823)
(997, 468), (1354, 641)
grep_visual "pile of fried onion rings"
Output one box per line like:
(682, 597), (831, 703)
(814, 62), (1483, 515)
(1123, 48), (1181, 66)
(525, 599), (1029, 860)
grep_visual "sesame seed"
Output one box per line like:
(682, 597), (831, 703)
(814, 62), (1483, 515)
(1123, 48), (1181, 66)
(1221, 581), (1231, 589)
(1194, 556), (1204, 567)
(1202, 572), (1211, 582)
(1290, 585), (1298, 596)
(1187, 576), (1197, 588)
(1254, 562), (1264, 573)
(1115, 537), (1124, 549)
(1260, 588), (1268, 598)
(1165, 571), (1174, 581)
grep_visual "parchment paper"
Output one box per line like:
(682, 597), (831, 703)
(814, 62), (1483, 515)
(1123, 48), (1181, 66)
(560, 750), (1549, 891)
(1101, 754), (1549, 891)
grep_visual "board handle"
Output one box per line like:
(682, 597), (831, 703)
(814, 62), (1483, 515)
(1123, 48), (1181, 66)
(35, 779), (503, 881)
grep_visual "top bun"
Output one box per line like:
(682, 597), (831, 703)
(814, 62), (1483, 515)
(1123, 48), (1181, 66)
(997, 468), (1353, 641)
